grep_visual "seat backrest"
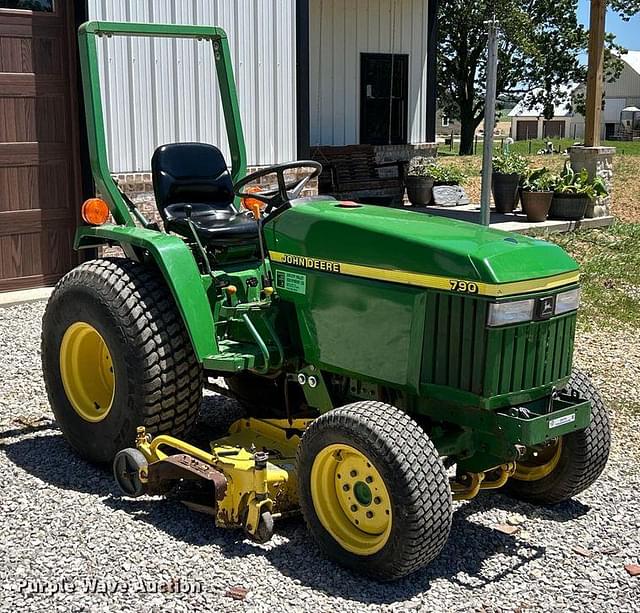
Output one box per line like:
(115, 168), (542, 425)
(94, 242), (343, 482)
(151, 142), (235, 220)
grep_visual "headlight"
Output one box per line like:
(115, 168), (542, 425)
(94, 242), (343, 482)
(487, 299), (535, 327)
(555, 288), (581, 315)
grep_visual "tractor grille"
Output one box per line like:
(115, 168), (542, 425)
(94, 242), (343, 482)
(420, 292), (577, 399)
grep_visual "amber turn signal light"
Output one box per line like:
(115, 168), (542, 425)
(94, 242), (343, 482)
(81, 198), (110, 226)
(241, 186), (264, 219)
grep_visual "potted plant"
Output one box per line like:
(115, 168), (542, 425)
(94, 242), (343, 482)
(549, 162), (608, 221)
(428, 163), (466, 187)
(492, 152), (528, 213)
(405, 156), (436, 205)
(405, 158), (465, 205)
(520, 167), (556, 222)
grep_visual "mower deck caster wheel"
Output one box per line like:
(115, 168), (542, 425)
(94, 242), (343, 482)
(113, 448), (148, 498)
(249, 511), (275, 544)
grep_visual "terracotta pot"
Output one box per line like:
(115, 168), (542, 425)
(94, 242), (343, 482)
(521, 190), (553, 222)
(405, 175), (435, 206)
(549, 194), (590, 220)
(492, 172), (521, 213)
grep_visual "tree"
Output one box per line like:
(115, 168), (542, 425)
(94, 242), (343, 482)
(437, 0), (632, 155)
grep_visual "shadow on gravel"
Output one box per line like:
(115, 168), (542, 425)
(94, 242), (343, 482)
(1, 405), (590, 606)
(2, 431), (114, 496)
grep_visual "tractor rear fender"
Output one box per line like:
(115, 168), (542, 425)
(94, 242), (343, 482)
(75, 225), (217, 361)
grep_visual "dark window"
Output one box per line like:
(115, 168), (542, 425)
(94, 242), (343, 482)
(360, 53), (409, 146)
(0, 0), (53, 11)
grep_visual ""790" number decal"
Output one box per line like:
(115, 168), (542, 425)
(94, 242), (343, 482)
(449, 279), (479, 294)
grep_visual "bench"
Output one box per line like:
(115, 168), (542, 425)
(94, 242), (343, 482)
(311, 145), (406, 205)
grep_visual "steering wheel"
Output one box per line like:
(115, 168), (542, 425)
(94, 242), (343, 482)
(234, 161), (323, 215)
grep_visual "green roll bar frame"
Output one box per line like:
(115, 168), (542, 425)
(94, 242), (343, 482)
(78, 21), (248, 226)
(75, 21), (250, 362)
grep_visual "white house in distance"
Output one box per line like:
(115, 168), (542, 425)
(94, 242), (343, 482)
(508, 86), (585, 141)
(509, 51), (640, 142)
(601, 50), (640, 139)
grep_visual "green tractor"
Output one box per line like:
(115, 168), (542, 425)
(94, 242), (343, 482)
(42, 22), (609, 581)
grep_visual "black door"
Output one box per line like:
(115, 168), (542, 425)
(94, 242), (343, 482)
(360, 53), (408, 145)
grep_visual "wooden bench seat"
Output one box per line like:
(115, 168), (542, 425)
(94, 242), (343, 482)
(311, 145), (406, 205)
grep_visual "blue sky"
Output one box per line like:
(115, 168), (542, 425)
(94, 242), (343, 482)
(577, 0), (640, 49)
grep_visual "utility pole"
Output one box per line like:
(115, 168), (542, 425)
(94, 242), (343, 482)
(584, 0), (606, 147)
(480, 18), (499, 227)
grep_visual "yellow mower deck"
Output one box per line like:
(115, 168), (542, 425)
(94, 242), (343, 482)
(134, 418), (311, 540)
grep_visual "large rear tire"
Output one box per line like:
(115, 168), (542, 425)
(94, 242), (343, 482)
(42, 258), (203, 463)
(505, 369), (610, 504)
(297, 401), (452, 580)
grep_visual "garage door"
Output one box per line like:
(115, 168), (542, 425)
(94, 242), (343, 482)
(515, 120), (538, 141)
(543, 120), (565, 138)
(0, 1), (82, 291)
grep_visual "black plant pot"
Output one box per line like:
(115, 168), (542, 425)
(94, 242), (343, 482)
(405, 175), (435, 206)
(549, 194), (590, 220)
(492, 172), (521, 213)
(521, 190), (553, 222)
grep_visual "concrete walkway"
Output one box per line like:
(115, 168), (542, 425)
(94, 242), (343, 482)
(0, 286), (53, 308)
(407, 203), (614, 234)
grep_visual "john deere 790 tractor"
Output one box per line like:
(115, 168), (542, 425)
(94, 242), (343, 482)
(42, 22), (609, 580)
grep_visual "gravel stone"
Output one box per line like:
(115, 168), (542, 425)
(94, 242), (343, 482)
(1, 301), (639, 612)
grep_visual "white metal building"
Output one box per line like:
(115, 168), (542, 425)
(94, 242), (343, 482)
(88, 0), (438, 173)
(0, 0), (437, 291)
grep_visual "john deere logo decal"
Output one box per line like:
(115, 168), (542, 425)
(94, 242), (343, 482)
(281, 254), (341, 273)
(535, 296), (556, 320)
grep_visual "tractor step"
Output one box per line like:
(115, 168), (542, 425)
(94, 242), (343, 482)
(203, 340), (262, 372)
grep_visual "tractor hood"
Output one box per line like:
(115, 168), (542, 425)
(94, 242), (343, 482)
(265, 199), (579, 295)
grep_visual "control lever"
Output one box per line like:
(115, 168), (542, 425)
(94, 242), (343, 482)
(183, 204), (213, 277)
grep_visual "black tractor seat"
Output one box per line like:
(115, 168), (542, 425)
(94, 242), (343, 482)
(151, 142), (258, 248)
(163, 203), (258, 245)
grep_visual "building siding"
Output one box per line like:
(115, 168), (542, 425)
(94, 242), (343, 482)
(309, 0), (430, 147)
(88, 0), (297, 173)
(604, 62), (640, 101)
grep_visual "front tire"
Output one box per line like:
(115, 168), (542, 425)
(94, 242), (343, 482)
(506, 369), (610, 504)
(42, 258), (203, 463)
(297, 401), (452, 580)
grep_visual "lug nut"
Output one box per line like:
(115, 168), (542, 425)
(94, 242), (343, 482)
(374, 496), (381, 504)
(365, 476), (373, 483)
(366, 511), (374, 519)
(350, 504), (358, 512)
(342, 484), (350, 491)
(350, 470), (357, 477)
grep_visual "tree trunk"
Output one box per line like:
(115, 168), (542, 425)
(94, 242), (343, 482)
(459, 113), (480, 156)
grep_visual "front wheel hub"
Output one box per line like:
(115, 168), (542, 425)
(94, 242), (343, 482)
(310, 443), (392, 555)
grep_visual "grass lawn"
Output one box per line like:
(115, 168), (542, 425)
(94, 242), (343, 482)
(545, 223), (640, 331)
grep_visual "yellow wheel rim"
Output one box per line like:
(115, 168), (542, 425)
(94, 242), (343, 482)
(310, 443), (392, 556)
(513, 439), (563, 481)
(59, 322), (115, 423)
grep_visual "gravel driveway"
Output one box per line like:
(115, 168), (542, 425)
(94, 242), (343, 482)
(1, 301), (638, 612)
